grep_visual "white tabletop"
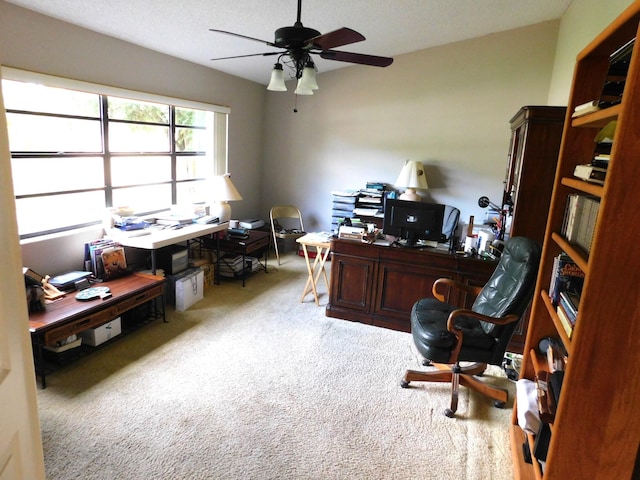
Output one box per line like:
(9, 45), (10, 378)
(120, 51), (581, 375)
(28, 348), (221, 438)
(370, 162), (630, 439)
(107, 222), (229, 250)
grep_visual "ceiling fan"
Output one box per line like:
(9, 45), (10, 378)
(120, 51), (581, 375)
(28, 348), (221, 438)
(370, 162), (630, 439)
(209, 0), (393, 94)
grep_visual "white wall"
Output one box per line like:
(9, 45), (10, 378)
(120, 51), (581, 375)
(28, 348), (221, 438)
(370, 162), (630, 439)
(262, 22), (560, 233)
(0, 1), (265, 275)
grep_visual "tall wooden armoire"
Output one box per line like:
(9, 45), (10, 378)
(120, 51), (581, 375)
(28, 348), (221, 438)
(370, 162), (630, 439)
(504, 106), (566, 352)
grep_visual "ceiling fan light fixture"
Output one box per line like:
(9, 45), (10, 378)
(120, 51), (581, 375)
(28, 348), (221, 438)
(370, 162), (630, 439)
(267, 63), (287, 91)
(298, 60), (319, 91)
(294, 80), (314, 95)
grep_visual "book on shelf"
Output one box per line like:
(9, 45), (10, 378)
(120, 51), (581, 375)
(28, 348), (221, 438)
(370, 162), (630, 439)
(549, 253), (585, 306)
(573, 164), (607, 185)
(559, 291), (579, 322)
(561, 194), (600, 253)
(556, 303), (574, 338)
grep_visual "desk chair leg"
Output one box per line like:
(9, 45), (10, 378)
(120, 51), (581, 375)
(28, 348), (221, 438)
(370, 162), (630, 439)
(401, 362), (505, 417)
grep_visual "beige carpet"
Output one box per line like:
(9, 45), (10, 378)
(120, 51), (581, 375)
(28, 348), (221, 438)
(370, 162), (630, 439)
(37, 252), (515, 479)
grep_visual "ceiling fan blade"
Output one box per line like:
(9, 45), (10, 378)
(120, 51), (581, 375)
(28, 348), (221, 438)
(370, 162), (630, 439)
(209, 29), (276, 47)
(320, 50), (394, 67)
(210, 52), (282, 61)
(311, 27), (365, 50)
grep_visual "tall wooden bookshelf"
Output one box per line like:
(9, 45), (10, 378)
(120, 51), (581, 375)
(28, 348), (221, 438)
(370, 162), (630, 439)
(509, 2), (640, 479)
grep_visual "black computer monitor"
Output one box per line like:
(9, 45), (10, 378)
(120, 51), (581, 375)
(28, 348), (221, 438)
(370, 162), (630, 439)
(383, 198), (445, 247)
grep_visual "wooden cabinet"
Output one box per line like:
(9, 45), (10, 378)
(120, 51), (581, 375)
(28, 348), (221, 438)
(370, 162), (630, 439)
(326, 240), (496, 332)
(503, 106), (565, 353)
(504, 106), (565, 243)
(510, 3), (640, 478)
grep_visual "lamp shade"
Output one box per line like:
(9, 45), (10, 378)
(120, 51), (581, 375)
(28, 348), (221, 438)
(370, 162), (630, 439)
(298, 61), (319, 91)
(210, 173), (243, 223)
(267, 63), (287, 92)
(395, 160), (428, 201)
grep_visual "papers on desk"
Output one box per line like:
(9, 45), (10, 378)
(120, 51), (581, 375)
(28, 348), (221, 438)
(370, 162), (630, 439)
(297, 232), (333, 243)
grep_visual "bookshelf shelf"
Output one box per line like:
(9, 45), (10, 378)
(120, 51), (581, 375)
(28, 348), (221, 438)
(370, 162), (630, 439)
(540, 291), (572, 350)
(571, 103), (621, 127)
(560, 177), (604, 197)
(510, 3), (640, 478)
(550, 233), (588, 272)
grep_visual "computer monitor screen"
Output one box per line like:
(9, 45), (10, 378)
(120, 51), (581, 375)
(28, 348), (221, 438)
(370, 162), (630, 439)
(383, 199), (445, 246)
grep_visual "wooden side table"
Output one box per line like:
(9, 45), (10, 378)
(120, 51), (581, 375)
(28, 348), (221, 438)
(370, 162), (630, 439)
(296, 233), (332, 306)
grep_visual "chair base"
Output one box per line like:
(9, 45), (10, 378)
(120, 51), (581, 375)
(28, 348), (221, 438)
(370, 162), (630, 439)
(401, 362), (508, 417)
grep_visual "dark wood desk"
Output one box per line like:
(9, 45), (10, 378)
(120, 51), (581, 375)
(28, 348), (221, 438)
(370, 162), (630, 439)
(216, 230), (270, 286)
(29, 272), (165, 388)
(326, 239), (497, 333)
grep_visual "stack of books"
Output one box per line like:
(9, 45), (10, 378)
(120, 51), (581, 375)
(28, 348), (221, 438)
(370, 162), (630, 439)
(217, 254), (261, 278)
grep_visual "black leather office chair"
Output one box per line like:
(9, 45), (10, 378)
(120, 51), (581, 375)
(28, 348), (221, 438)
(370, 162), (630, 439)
(401, 236), (541, 417)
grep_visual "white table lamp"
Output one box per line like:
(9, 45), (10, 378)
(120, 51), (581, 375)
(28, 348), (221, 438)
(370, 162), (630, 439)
(210, 173), (242, 223)
(395, 160), (428, 201)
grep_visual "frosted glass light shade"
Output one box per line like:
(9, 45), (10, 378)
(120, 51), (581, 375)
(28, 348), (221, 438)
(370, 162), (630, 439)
(294, 81), (314, 95)
(298, 62), (319, 91)
(267, 64), (287, 91)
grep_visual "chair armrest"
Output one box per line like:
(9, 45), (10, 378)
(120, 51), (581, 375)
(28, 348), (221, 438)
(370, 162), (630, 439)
(445, 309), (520, 363)
(432, 278), (483, 303)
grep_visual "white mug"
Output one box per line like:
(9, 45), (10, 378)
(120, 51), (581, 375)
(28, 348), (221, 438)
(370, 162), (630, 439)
(230, 220), (240, 228)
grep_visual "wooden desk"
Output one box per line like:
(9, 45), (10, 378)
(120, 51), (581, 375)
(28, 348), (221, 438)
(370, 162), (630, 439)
(326, 239), (497, 332)
(296, 233), (332, 306)
(216, 230), (270, 286)
(29, 273), (166, 388)
(111, 222), (229, 274)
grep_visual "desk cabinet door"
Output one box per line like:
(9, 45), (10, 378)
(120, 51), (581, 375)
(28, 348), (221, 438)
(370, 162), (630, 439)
(329, 254), (377, 313)
(374, 262), (452, 331)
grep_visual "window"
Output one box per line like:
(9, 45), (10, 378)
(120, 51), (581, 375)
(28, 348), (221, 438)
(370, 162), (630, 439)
(2, 68), (229, 239)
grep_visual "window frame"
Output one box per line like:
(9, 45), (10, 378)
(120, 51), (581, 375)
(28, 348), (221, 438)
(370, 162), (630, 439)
(2, 67), (230, 240)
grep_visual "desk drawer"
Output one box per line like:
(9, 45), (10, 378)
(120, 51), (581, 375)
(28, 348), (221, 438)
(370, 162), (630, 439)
(43, 306), (118, 346)
(113, 284), (163, 316)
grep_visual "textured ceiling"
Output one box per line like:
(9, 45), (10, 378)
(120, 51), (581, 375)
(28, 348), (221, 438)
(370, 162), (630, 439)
(5, 0), (573, 85)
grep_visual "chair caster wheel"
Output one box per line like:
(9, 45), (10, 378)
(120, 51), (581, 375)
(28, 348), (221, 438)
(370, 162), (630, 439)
(400, 380), (410, 388)
(444, 408), (455, 418)
(494, 401), (505, 409)
(422, 359), (432, 366)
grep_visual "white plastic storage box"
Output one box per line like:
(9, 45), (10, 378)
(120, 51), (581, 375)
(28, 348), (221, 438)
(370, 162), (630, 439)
(79, 317), (122, 346)
(167, 267), (204, 311)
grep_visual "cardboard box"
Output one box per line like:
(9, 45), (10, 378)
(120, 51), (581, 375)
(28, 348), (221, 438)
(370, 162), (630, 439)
(79, 317), (122, 346)
(200, 263), (215, 289)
